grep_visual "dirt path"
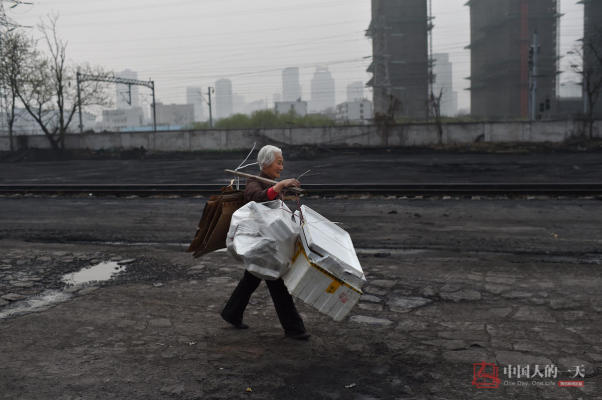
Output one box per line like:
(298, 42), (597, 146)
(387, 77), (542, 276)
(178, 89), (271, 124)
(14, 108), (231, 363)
(0, 197), (600, 399)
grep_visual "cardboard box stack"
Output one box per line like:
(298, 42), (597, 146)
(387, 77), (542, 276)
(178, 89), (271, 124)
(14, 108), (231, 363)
(283, 205), (366, 321)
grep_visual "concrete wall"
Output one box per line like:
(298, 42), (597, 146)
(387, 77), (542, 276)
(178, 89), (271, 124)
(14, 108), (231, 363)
(2, 120), (600, 152)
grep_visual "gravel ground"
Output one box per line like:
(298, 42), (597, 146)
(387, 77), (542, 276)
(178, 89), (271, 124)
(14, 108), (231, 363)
(0, 196), (600, 399)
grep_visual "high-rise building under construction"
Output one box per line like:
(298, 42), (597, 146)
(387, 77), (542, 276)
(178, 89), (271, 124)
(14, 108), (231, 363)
(582, 0), (602, 118)
(467, 0), (559, 119)
(367, 0), (429, 120)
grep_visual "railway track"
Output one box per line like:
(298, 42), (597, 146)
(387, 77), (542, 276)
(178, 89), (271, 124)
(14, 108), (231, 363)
(1, 183), (601, 197)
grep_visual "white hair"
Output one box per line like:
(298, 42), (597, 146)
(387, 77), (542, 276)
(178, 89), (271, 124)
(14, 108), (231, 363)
(257, 145), (282, 170)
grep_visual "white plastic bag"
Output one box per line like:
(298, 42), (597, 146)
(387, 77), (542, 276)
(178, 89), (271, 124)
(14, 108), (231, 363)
(226, 200), (300, 280)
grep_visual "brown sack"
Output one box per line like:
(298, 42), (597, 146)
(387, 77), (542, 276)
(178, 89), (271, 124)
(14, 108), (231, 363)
(186, 199), (219, 253)
(187, 187), (245, 258)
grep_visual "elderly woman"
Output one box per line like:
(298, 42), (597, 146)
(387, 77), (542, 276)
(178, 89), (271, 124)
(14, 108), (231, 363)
(220, 145), (310, 340)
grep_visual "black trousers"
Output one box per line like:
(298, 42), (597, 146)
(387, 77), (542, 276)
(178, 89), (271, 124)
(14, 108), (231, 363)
(221, 270), (306, 333)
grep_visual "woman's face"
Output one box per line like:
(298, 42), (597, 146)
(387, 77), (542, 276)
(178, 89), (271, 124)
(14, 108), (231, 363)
(262, 152), (284, 179)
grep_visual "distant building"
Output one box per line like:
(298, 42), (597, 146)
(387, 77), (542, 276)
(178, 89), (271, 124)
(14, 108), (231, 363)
(432, 53), (458, 117)
(155, 103), (194, 127)
(215, 79), (233, 119)
(186, 87), (205, 122)
(116, 69), (140, 110)
(557, 80), (585, 118)
(346, 81), (364, 102)
(0, 108), (43, 135)
(80, 112), (99, 132)
(233, 94), (246, 115)
(336, 99), (373, 124)
(556, 98), (583, 119)
(310, 67), (335, 112)
(468, 0), (559, 119)
(583, 0), (602, 118)
(245, 99), (267, 115)
(0, 109), (96, 137)
(275, 100), (308, 116)
(282, 67), (302, 102)
(0, 108), (97, 135)
(367, 0), (429, 119)
(559, 80), (583, 99)
(101, 107), (145, 132)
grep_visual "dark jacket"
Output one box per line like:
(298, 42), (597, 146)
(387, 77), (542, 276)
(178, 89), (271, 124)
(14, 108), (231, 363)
(243, 171), (273, 203)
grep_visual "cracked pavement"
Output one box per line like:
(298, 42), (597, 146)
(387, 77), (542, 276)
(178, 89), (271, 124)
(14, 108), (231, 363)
(0, 195), (600, 399)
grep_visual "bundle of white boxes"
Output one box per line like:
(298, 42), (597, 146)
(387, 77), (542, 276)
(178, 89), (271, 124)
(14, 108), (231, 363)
(282, 205), (366, 321)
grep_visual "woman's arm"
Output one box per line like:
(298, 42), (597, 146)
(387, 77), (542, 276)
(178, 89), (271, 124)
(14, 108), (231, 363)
(244, 178), (301, 203)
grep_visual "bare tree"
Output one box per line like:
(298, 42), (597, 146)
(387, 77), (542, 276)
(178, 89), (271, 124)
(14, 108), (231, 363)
(570, 27), (602, 139)
(429, 88), (444, 144)
(0, 29), (33, 150)
(0, 1), (31, 30)
(1, 0), (31, 150)
(16, 15), (110, 153)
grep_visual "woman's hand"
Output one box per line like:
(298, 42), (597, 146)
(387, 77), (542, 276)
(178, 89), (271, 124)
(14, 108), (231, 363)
(273, 178), (301, 193)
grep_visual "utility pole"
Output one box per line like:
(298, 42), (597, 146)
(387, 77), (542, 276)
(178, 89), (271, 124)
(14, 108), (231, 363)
(76, 71), (83, 133)
(529, 31), (538, 121)
(427, 0), (435, 118)
(151, 80), (156, 132)
(207, 86), (214, 128)
(0, 27), (5, 136)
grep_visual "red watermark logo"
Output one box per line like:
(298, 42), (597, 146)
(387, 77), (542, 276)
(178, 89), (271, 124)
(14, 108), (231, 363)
(558, 381), (584, 387)
(473, 361), (587, 390)
(472, 362), (501, 389)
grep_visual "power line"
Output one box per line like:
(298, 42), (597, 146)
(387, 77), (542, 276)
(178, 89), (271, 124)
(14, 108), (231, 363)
(66, 19), (367, 46)
(13, 0), (362, 28)
(67, 32), (368, 57)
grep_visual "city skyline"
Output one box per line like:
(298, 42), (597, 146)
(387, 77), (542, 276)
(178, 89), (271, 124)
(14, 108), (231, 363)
(9, 0), (584, 113)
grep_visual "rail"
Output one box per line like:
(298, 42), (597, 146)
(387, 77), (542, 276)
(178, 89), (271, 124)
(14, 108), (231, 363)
(1, 183), (601, 197)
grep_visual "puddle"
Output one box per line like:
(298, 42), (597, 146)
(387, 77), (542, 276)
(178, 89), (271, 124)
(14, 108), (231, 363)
(62, 261), (126, 286)
(0, 290), (72, 319)
(1, 261), (129, 320)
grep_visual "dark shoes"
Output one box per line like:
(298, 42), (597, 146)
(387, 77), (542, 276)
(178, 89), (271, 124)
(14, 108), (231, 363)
(220, 312), (249, 329)
(285, 331), (311, 340)
(221, 311), (310, 339)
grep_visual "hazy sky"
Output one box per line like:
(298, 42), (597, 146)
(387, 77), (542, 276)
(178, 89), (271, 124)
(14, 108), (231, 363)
(10, 0), (583, 113)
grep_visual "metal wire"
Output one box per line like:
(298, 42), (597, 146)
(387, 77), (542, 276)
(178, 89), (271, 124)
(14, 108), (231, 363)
(295, 169), (312, 181)
(233, 142), (257, 190)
